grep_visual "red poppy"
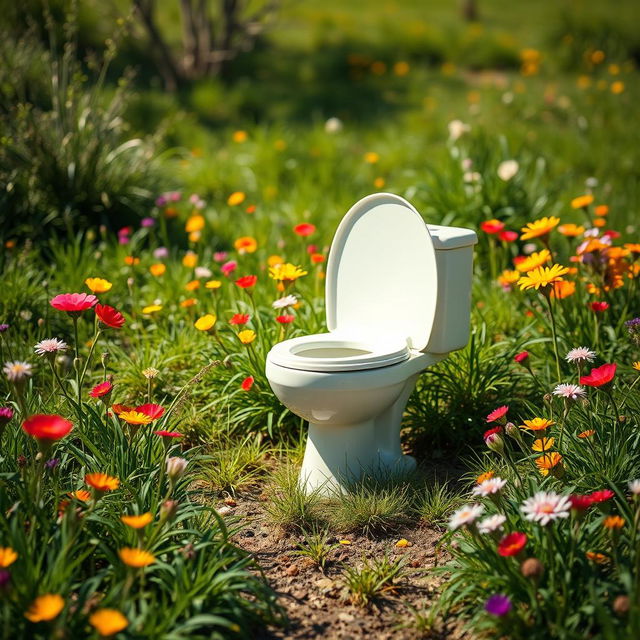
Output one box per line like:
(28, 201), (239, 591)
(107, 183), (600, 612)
(95, 304), (126, 328)
(569, 495), (594, 512)
(589, 489), (614, 504)
(486, 406), (509, 423)
(480, 220), (505, 234)
(580, 363), (617, 387)
(22, 414), (73, 442)
(499, 230), (518, 243)
(293, 223), (316, 237)
(235, 275), (258, 289)
(89, 381), (113, 398)
(135, 403), (165, 420)
(229, 313), (250, 325)
(514, 351), (529, 364)
(50, 293), (97, 314)
(276, 315), (295, 324)
(241, 376), (254, 391)
(497, 532), (527, 557)
(589, 301), (609, 313)
(153, 430), (183, 438)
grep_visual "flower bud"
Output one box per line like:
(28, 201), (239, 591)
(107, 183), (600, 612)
(166, 456), (188, 481)
(505, 422), (519, 438)
(160, 499), (179, 522)
(521, 557), (544, 580)
(613, 595), (630, 616)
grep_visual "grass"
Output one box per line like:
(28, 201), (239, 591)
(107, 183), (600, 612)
(293, 526), (339, 572)
(414, 479), (466, 528)
(341, 554), (406, 607)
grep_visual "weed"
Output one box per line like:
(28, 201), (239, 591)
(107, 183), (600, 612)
(293, 526), (339, 572)
(341, 555), (406, 606)
(415, 479), (465, 528)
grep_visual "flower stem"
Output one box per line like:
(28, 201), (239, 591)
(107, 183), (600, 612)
(544, 293), (562, 382)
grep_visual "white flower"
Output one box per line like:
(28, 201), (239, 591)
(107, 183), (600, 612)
(628, 479), (640, 495)
(3, 361), (33, 382)
(565, 347), (596, 364)
(448, 119), (470, 141)
(324, 117), (343, 133)
(34, 338), (68, 356)
(521, 491), (571, 526)
(553, 383), (586, 400)
(472, 477), (507, 497)
(477, 514), (507, 534)
(583, 228), (600, 239)
(448, 504), (484, 530)
(166, 456), (188, 481)
(523, 243), (538, 255)
(497, 160), (519, 181)
(463, 171), (481, 184)
(194, 266), (212, 279)
(142, 367), (159, 379)
(272, 295), (298, 310)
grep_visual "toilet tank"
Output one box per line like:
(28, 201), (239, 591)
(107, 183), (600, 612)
(423, 224), (478, 354)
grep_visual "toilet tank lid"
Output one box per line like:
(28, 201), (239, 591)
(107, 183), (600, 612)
(427, 224), (478, 250)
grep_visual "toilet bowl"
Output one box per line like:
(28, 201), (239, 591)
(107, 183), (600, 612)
(265, 193), (477, 495)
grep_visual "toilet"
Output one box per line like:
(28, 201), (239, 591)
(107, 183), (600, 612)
(265, 193), (477, 495)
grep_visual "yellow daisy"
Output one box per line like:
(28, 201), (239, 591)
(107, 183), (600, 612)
(85, 277), (113, 294)
(194, 314), (216, 332)
(269, 263), (308, 282)
(518, 264), (569, 291)
(238, 330), (256, 345)
(571, 194), (594, 209)
(532, 437), (555, 452)
(520, 216), (560, 241)
(520, 417), (556, 431)
(516, 249), (551, 273)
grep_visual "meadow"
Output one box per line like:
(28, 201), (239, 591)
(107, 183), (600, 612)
(1, 0), (640, 638)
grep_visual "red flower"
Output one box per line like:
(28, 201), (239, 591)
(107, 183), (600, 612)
(306, 244), (317, 254)
(276, 315), (295, 324)
(498, 230), (518, 243)
(235, 275), (257, 289)
(89, 381), (113, 398)
(497, 532), (527, 557)
(589, 489), (614, 504)
(589, 301), (609, 313)
(580, 363), (617, 387)
(483, 426), (502, 443)
(50, 293), (97, 314)
(513, 256), (527, 266)
(569, 495), (594, 512)
(241, 376), (254, 391)
(486, 406), (509, 423)
(229, 313), (250, 325)
(310, 253), (325, 264)
(480, 219), (505, 234)
(22, 414), (73, 442)
(135, 403), (165, 420)
(153, 430), (183, 438)
(95, 304), (126, 328)
(514, 351), (529, 364)
(293, 223), (316, 237)
(111, 404), (133, 415)
(603, 230), (621, 239)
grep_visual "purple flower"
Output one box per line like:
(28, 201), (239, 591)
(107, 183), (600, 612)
(141, 217), (156, 228)
(45, 458), (60, 470)
(154, 247), (169, 259)
(155, 195), (167, 207)
(118, 236), (130, 245)
(0, 324), (9, 333)
(0, 407), (13, 426)
(626, 317), (640, 345)
(485, 594), (511, 617)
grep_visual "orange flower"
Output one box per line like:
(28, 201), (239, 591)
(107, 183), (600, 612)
(227, 191), (246, 206)
(68, 490), (91, 502)
(85, 473), (120, 492)
(498, 269), (520, 286)
(267, 255), (284, 267)
(118, 410), (153, 426)
(594, 205), (609, 217)
(520, 216), (560, 241)
(24, 594), (64, 622)
(624, 243), (640, 254)
(185, 280), (200, 291)
(185, 215), (205, 233)
(532, 437), (554, 452)
(124, 256), (140, 266)
(558, 223), (585, 237)
(364, 151), (379, 164)
(180, 298), (197, 308)
(551, 280), (576, 299)
(586, 551), (608, 563)
(234, 236), (258, 254)
(121, 512), (153, 529)
(571, 195), (594, 209)
(0, 547), (18, 568)
(232, 130), (248, 143)
(89, 609), (128, 636)
(119, 548), (156, 568)
(603, 515), (624, 529)
(182, 252), (198, 268)
(516, 250), (551, 273)
(578, 429), (595, 438)
(521, 417), (556, 431)
(476, 470), (494, 484)
(535, 452), (563, 476)
(150, 263), (166, 277)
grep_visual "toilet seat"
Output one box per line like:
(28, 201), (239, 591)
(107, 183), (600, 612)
(267, 333), (410, 372)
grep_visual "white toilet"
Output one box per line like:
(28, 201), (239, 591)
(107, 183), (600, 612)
(265, 193), (477, 495)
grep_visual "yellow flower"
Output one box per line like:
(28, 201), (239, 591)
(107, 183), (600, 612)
(395, 538), (411, 548)
(227, 191), (246, 206)
(183, 252), (198, 268)
(518, 264), (569, 291)
(238, 329), (256, 344)
(234, 236), (258, 254)
(516, 250), (551, 273)
(520, 417), (556, 431)
(571, 194), (594, 209)
(232, 130), (248, 143)
(189, 231), (202, 243)
(269, 263), (308, 282)
(603, 515), (625, 529)
(632, 362), (640, 372)
(89, 609), (128, 636)
(364, 151), (379, 164)
(180, 298), (197, 308)
(532, 437), (555, 452)
(498, 270), (520, 286)
(119, 548), (156, 568)
(142, 305), (163, 314)
(393, 61), (410, 76)
(185, 215), (205, 233)
(0, 547), (18, 567)
(535, 452), (563, 476)
(85, 277), (112, 293)
(24, 594), (64, 622)
(267, 255), (284, 267)
(194, 314), (217, 331)
(149, 263), (166, 276)
(121, 512), (153, 529)
(611, 81), (625, 94)
(185, 279), (200, 291)
(373, 177), (385, 189)
(205, 280), (222, 290)
(520, 216), (560, 240)
(558, 223), (585, 237)
(118, 410), (153, 426)
(578, 429), (596, 438)
(85, 473), (120, 492)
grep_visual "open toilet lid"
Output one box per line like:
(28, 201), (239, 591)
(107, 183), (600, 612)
(325, 193), (438, 351)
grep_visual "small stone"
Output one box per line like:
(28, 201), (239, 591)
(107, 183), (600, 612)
(338, 612), (355, 623)
(285, 564), (299, 576)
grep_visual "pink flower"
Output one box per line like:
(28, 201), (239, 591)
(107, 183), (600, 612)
(135, 403), (165, 420)
(50, 293), (97, 314)
(486, 406), (508, 423)
(221, 261), (237, 276)
(514, 351), (529, 364)
(89, 381), (113, 398)
(580, 363), (617, 387)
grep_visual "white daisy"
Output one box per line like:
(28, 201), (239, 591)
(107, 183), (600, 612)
(448, 504), (484, 531)
(472, 477), (507, 497)
(497, 160), (519, 182)
(565, 347), (596, 364)
(521, 491), (571, 526)
(477, 514), (507, 534)
(194, 266), (212, 279)
(552, 383), (586, 400)
(628, 479), (640, 496)
(3, 361), (33, 382)
(272, 295), (298, 310)
(34, 338), (68, 356)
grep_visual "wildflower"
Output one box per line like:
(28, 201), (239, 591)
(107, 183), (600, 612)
(311, 253), (326, 264)
(272, 295), (298, 309)
(294, 223), (316, 237)
(269, 263), (308, 282)
(483, 426), (504, 452)
(486, 406), (508, 423)
(558, 223), (585, 237)
(34, 338), (68, 356)
(185, 215), (205, 233)
(364, 151), (379, 164)
(477, 514), (506, 534)
(136, 404), (165, 420)
(142, 367), (159, 379)
(227, 191), (246, 206)
(182, 251), (198, 268)
(0, 324), (8, 333)
(205, 280), (222, 290)
(276, 314), (295, 324)
(24, 594), (64, 622)
(150, 263), (166, 276)
(480, 219), (505, 234)
(121, 513), (153, 529)
(565, 347), (596, 363)
(95, 304), (126, 329)
(497, 160), (519, 181)
(142, 305), (162, 314)
(395, 539), (411, 548)
(86, 473), (120, 492)
(586, 551), (608, 563)
(518, 264), (569, 290)
(535, 452), (563, 476)
(472, 477), (507, 497)
(49, 292), (97, 314)
(180, 298), (197, 308)
(166, 456), (188, 481)
(578, 429), (595, 438)
(632, 362), (640, 372)
(626, 318), (640, 345)
(233, 130), (247, 143)
(111, 404), (133, 415)
(3, 361), (32, 383)
(448, 504), (484, 530)
(85, 278), (112, 294)
(0, 548), (17, 568)
(497, 532), (527, 556)
(22, 414), (73, 442)
(553, 384), (586, 400)
(613, 596), (630, 617)
(521, 491), (571, 525)
(571, 194), (594, 209)
(521, 558), (544, 579)
(484, 594), (511, 617)
(569, 494), (593, 512)
(516, 249), (551, 273)
(603, 516), (624, 529)
(234, 236), (258, 254)
(532, 437), (554, 452)
(194, 314), (217, 332)
(118, 410), (153, 425)
(514, 351), (529, 365)
(520, 417), (555, 431)
(267, 254), (284, 267)
(589, 489), (614, 504)
(476, 470), (494, 484)
(221, 260), (237, 277)
(551, 280), (576, 299)
(325, 117), (343, 133)
(89, 609), (128, 636)
(119, 548), (156, 568)
(448, 119), (470, 141)
(580, 363), (617, 387)
(238, 330), (256, 345)
(0, 407), (13, 426)
(153, 247), (169, 259)
(89, 381), (113, 398)
(69, 490), (91, 502)
(153, 430), (183, 438)
(241, 376), (254, 391)
(185, 280), (200, 291)
(590, 301), (609, 312)
(520, 216), (560, 241)
(229, 313), (250, 325)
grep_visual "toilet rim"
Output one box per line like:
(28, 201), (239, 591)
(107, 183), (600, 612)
(266, 332), (411, 372)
